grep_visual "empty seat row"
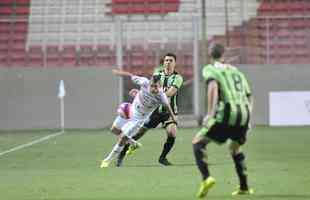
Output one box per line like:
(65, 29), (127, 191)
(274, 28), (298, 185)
(0, 44), (195, 68)
(0, 21), (28, 33)
(0, 0), (30, 4)
(107, 0), (180, 15)
(258, 0), (310, 15)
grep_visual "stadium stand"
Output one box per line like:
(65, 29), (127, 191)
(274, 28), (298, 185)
(1, 0), (310, 68)
(212, 0), (310, 64)
(0, 0), (30, 67)
(107, 0), (180, 15)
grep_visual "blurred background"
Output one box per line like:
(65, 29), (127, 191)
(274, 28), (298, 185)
(1, 0), (309, 130)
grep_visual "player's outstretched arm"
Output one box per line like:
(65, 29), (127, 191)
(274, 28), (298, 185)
(113, 69), (148, 86)
(112, 69), (134, 77)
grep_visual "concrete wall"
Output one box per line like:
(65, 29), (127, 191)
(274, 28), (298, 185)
(1, 65), (309, 130)
(0, 67), (119, 130)
(238, 64), (310, 125)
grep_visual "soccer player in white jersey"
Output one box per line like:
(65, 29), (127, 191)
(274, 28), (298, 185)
(100, 69), (177, 168)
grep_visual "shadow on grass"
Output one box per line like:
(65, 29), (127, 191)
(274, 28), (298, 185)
(210, 194), (310, 199)
(48, 194), (310, 200)
(118, 162), (229, 168)
(250, 194), (310, 199)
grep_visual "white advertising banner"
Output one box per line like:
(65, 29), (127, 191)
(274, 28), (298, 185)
(269, 91), (310, 126)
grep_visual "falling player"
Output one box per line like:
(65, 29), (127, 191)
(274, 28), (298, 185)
(100, 69), (177, 168)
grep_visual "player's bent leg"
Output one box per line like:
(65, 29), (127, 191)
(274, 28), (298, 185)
(100, 135), (129, 168)
(116, 128), (147, 167)
(228, 140), (242, 155)
(126, 138), (142, 156)
(158, 123), (177, 166)
(101, 142), (125, 168)
(125, 127), (147, 156)
(134, 127), (148, 140)
(110, 126), (122, 137)
(111, 116), (128, 136)
(192, 130), (216, 198)
(229, 140), (253, 195)
(192, 136), (211, 180)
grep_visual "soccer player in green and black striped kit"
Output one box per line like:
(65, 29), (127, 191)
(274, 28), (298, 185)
(192, 44), (254, 198)
(117, 53), (183, 166)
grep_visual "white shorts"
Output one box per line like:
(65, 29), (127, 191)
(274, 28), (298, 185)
(112, 116), (129, 130)
(121, 119), (144, 138)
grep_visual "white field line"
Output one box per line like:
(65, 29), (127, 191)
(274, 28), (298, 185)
(0, 131), (65, 157)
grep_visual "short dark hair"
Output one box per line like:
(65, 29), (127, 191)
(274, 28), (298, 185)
(210, 43), (225, 59)
(151, 75), (161, 84)
(164, 53), (177, 61)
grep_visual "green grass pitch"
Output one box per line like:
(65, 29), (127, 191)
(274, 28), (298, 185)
(0, 126), (309, 200)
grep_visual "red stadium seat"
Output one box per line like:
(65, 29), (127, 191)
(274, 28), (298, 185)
(112, 0), (131, 3)
(0, 50), (10, 67)
(162, 2), (179, 12)
(95, 54), (114, 66)
(0, 32), (10, 42)
(109, 0), (179, 14)
(79, 46), (96, 66)
(305, 1), (310, 11)
(258, 1), (273, 15)
(148, 3), (164, 14)
(143, 52), (156, 66)
(16, 0), (31, 4)
(148, 0), (178, 3)
(0, 0), (14, 4)
(96, 44), (114, 53)
(130, 51), (145, 67)
(290, 19), (307, 29)
(13, 21), (28, 33)
(0, 41), (9, 50)
(0, 21), (11, 33)
(111, 4), (130, 14)
(15, 7), (30, 15)
(46, 46), (61, 67)
(10, 49), (27, 66)
(95, 46), (116, 67)
(131, 0), (145, 3)
(288, 1), (305, 13)
(0, 50), (8, 58)
(11, 39), (26, 51)
(273, 1), (288, 14)
(79, 57), (96, 67)
(131, 4), (146, 14)
(0, 7), (14, 15)
(27, 46), (44, 67)
(12, 32), (27, 40)
(60, 46), (77, 67)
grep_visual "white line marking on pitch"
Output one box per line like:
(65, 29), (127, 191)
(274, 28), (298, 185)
(0, 131), (65, 157)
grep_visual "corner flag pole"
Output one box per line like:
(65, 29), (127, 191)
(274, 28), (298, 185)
(58, 80), (66, 132)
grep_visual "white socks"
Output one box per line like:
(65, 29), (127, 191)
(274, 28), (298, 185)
(104, 143), (124, 162)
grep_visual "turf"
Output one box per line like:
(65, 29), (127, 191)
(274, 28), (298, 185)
(0, 126), (309, 200)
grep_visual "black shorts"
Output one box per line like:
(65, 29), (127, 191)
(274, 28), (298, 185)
(199, 123), (248, 145)
(143, 109), (177, 129)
